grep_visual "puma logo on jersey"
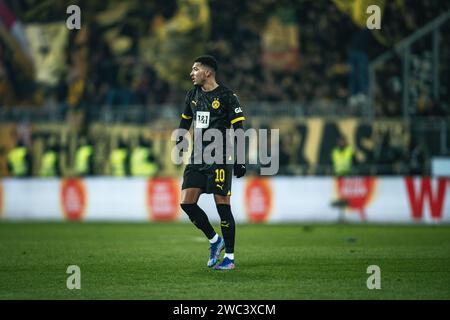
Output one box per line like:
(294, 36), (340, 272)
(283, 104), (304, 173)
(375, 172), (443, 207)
(191, 100), (197, 106)
(234, 107), (242, 113)
(216, 184), (224, 190)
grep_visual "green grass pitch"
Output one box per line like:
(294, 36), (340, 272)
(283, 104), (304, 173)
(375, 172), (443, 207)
(0, 222), (449, 299)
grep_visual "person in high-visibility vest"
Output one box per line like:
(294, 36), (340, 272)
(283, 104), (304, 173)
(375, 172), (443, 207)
(110, 139), (130, 177)
(7, 141), (31, 177)
(39, 138), (60, 177)
(74, 136), (94, 176)
(332, 136), (355, 176)
(130, 138), (158, 177)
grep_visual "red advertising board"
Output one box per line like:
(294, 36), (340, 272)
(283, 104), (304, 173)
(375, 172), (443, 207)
(335, 176), (377, 220)
(245, 178), (273, 223)
(60, 179), (86, 221)
(147, 178), (180, 221)
(405, 177), (449, 221)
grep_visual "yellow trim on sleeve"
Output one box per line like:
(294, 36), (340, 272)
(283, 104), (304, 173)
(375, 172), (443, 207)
(231, 116), (245, 124)
(182, 113), (192, 120)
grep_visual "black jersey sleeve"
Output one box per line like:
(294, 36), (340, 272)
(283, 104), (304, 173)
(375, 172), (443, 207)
(227, 92), (246, 125)
(181, 90), (194, 120)
(178, 91), (194, 132)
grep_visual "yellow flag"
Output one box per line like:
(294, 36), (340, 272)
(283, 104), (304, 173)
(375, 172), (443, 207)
(261, 7), (300, 72)
(25, 22), (68, 86)
(142, 0), (210, 89)
(333, 0), (385, 28)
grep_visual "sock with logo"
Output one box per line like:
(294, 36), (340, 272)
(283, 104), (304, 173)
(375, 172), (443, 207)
(216, 204), (235, 254)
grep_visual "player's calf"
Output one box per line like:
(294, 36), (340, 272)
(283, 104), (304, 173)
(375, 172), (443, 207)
(180, 203), (216, 239)
(216, 204), (235, 254)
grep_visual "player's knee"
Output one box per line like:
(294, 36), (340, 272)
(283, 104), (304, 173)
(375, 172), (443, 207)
(180, 203), (195, 214)
(214, 195), (230, 205)
(180, 203), (198, 220)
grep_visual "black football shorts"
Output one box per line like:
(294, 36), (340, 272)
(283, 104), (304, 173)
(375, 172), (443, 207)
(182, 164), (233, 196)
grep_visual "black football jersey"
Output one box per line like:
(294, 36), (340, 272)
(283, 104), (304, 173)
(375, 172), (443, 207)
(181, 85), (245, 168)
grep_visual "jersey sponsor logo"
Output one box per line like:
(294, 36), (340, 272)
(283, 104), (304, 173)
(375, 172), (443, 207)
(405, 177), (449, 221)
(212, 98), (220, 109)
(147, 178), (179, 221)
(245, 177), (273, 223)
(195, 111), (210, 128)
(60, 178), (86, 221)
(191, 100), (197, 106)
(234, 107), (243, 114)
(335, 176), (377, 221)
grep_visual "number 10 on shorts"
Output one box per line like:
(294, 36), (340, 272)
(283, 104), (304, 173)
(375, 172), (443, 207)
(215, 169), (225, 183)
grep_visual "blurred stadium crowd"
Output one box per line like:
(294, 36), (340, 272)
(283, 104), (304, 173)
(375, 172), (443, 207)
(0, 0), (449, 177)
(1, 0), (448, 111)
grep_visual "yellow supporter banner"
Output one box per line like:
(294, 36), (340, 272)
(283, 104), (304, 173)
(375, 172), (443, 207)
(265, 117), (409, 174)
(25, 22), (68, 86)
(141, 0), (210, 89)
(261, 7), (300, 72)
(0, 119), (409, 177)
(333, 0), (385, 28)
(0, 124), (17, 176)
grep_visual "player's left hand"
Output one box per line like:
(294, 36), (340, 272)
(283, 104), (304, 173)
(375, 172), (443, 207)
(234, 163), (246, 178)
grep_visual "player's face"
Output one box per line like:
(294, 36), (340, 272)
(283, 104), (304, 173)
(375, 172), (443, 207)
(190, 62), (209, 86)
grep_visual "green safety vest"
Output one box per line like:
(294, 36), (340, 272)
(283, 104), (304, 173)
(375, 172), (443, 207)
(110, 148), (128, 176)
(7, 147), (28, 177)
(75, 145), (93, 175)
(130, 147), (157, 177)
(40, 151), (58, 177)
(332, 146), (353, 176)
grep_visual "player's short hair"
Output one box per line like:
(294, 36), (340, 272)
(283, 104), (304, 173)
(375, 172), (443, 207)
(194, 55), (218, 72)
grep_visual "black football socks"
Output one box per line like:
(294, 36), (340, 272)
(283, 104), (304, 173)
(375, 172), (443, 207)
(181, 203), (216, 239)
(216, 204), (235, 254)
